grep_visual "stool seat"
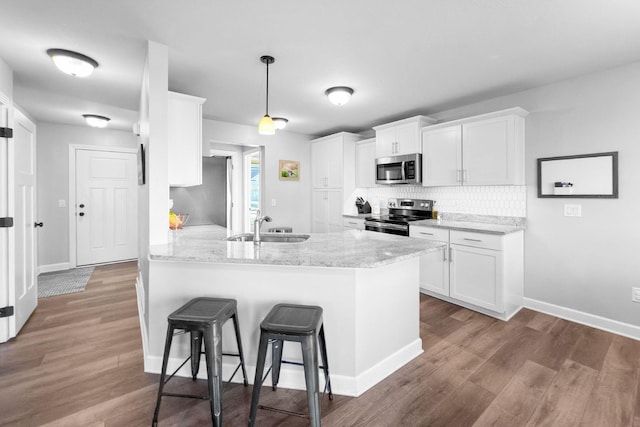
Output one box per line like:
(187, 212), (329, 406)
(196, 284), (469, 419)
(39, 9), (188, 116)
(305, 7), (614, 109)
(249, 303), (332, 427)
(153, 297), (248, 427)
(261, 303), (323, 336)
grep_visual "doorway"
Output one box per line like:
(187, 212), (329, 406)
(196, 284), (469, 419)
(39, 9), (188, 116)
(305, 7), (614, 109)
(245, 149), (261, 231)
(69, 146), (138, 267)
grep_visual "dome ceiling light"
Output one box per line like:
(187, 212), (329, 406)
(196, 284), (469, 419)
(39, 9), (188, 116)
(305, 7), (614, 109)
(325, 86), (354, 106)
(83, 114), (110, 128)
(47, 48), (99, 77)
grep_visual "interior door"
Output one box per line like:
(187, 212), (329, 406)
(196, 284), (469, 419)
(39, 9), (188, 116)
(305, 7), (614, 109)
(12, 109), (37, 335)
(76, 149), (138, 266)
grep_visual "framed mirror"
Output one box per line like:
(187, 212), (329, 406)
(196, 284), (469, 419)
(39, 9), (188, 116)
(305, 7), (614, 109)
(537, 151), (618, 198)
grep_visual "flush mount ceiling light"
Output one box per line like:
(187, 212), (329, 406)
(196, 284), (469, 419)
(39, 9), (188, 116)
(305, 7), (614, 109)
(258, 55), (276, 135)
(83, 114), (110, 128)
(272, 117), (288, 130)
(47, 48), (99, 77)
(325, 86), (354, 106)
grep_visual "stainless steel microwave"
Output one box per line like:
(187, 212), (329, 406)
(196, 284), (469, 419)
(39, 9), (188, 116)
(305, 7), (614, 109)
(375, 153), (422, 185)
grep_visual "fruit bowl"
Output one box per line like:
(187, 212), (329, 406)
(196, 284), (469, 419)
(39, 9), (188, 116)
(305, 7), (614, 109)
(169, 213), (190, 230)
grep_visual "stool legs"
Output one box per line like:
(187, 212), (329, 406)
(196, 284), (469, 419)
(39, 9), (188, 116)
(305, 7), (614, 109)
(248, 332), (270, 427)
(203, 324), (224, 427)
(232, 312), (249, 386)
(152, 325), (175, 426)
(301, 335), (321, 427)
(190, 331), (203, 380)
(271, 339), (284, 390)
(318, 325), (333, 399)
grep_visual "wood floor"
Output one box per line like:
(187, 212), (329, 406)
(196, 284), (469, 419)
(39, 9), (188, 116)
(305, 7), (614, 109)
(1, 262), (639, 426)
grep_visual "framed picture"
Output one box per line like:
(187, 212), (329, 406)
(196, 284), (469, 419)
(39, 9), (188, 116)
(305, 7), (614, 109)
(279, 159), (299, 181)
(137, 143), (145, 185)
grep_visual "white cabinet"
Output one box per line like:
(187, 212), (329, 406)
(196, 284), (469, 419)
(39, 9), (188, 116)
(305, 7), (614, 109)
(374, 116), (436, 158)
(312, 190), (343, 233)
(410, 226), (450, 297)
(168, 91), (206, 187)
(411, 225), (524, 320)
(311, 132), (363, 232)
(343, 217), (365, 230)
(355, 138), (376, 188)
(421, 108), (527, 187)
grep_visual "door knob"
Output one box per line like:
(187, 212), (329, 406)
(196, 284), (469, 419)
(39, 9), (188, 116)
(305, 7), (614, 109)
(79, 212), (85, 217)
(79, 204), (85, 208)
(34, 222), (43, 228)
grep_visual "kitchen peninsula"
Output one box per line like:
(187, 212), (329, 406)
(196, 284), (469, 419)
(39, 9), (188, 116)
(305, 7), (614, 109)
(145, 225), (443, 396)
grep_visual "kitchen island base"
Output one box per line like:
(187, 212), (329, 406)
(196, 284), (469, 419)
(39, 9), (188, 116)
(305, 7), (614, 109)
(143, 257), (422, 397)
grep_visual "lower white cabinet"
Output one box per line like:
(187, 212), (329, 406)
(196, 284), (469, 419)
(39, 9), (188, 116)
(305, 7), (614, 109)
(312, 190), (343, 233)
(343, 217), (365, 230)
(411, 225), (523, 320)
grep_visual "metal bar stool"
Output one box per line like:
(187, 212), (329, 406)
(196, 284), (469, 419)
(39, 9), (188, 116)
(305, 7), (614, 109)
(152, 297), (248, 427)
(248, 303), (333, 427)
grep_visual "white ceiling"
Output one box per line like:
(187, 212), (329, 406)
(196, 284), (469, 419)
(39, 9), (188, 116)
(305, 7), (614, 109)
(1, 0), (639, 137)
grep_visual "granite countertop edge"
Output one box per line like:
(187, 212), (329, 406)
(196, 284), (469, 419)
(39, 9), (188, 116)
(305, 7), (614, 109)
(411, 219), (525, 235)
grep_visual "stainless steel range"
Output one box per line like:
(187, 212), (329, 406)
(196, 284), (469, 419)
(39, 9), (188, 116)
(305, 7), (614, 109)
(364, 199), (434, 236)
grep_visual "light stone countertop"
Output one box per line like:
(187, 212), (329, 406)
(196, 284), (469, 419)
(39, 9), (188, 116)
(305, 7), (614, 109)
(149, 225), (444, 268)
(412, 219), (525, 235)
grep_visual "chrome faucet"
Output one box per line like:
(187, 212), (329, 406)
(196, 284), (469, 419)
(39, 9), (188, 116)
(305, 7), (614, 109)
(253, 210), (272, 244)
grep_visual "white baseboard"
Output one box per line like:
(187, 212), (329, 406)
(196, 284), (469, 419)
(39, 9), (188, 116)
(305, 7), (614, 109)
(145, 338), (423, 397)
(524, 297), (640, 341)
(38, 262), (71, 275)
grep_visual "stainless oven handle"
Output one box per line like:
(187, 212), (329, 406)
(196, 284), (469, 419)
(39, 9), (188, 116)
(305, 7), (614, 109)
(401, 161), (406, 181)
(365, 222), (407, 231)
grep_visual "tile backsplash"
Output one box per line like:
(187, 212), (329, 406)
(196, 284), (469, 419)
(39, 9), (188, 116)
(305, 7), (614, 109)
(359, 185), (527, 217)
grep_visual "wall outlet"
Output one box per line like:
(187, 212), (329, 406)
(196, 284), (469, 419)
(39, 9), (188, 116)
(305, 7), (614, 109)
(58, 199), (66, 208)
(632, 287), (640, 303)
(564, 204), (582, 217)
(271, 198), (276, 207)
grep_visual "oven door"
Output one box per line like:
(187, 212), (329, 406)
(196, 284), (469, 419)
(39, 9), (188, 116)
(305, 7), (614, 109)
(364, 220), (409, 236)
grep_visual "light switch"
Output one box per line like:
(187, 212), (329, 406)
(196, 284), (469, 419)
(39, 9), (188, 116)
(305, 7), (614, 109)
(58, 199), (66, 208)
(271, 199), (276, 207)
(564, 204), (582, 217)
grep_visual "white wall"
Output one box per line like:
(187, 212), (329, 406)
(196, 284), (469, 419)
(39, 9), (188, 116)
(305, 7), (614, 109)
(428, 61), (640, 328)
(202, 119), (313, 233)
(36, 123), (137, 267)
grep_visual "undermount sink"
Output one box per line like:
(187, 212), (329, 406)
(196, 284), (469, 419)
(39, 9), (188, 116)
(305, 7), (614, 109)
(226, 233), (310, 243)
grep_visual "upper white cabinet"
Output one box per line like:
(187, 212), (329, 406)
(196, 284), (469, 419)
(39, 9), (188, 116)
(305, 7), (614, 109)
(355, 138), (376, 188)
(374, 116), (436, 158)
(311, 132), (364, 231)
(422, 108), (527, 187)
(168, 91), (206, 187)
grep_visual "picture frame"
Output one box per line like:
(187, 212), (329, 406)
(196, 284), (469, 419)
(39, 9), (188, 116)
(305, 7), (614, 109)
(137, 143), (145, 185)
(279, 159), (299, 181)
(537, 151), (618, 198)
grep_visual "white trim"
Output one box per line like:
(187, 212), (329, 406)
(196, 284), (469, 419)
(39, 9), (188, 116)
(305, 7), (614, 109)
(524, 297), (640, 341)
(145, 338), (422, 397)
(68, 145), (138, 268)
(38, 262), (71, 274)
(134, 273), (149, 371)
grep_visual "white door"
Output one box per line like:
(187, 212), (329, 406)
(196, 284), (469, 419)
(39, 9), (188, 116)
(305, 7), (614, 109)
(76, 149), (138, 266)
(0, 102), (12, 343)
(12, 109), (37, 335)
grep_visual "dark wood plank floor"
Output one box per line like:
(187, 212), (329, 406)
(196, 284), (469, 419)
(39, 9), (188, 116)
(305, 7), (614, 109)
(1, 262), (639, 426)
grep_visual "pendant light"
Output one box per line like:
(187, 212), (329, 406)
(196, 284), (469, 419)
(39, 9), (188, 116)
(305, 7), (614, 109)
(258, 55), (275, 135)
(47, 48), (99, 77)
(272, 117), (288, 130)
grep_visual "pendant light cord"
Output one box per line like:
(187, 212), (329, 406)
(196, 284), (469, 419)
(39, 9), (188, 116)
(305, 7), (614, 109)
(265, 61), (270, 116)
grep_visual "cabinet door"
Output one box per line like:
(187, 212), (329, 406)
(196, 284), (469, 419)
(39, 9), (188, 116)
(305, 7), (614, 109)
(422, 125), (462, 186)
(418, 243), (449, 296)
(311, 190), (328, 232)
(311, 142), (329, 188)
(343, 217), (364, 230)
(327, 190), (344, 231)
(375, 127), (395, 158)
(168, 93), (204, 186)
(449, 244), (503, 312)
(325, 137), (344, 188)
(462, 115), (513, 185)
(394, 121), (420, 155)
(355, 140), (376, 187)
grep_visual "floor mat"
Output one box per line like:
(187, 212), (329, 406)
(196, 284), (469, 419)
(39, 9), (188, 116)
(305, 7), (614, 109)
(38, 266), (95, 298)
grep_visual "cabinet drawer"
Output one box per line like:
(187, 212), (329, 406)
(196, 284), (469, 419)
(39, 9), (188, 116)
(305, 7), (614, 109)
(410, 226), (449, 242)
(343, 217), (364, 229)
(450, 230), (501, 250)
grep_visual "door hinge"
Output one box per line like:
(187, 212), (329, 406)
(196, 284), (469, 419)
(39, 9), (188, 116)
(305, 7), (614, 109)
(0, 217), (14, 228)
(0, 306), (14, 318)
(0, 127), (13, 138)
